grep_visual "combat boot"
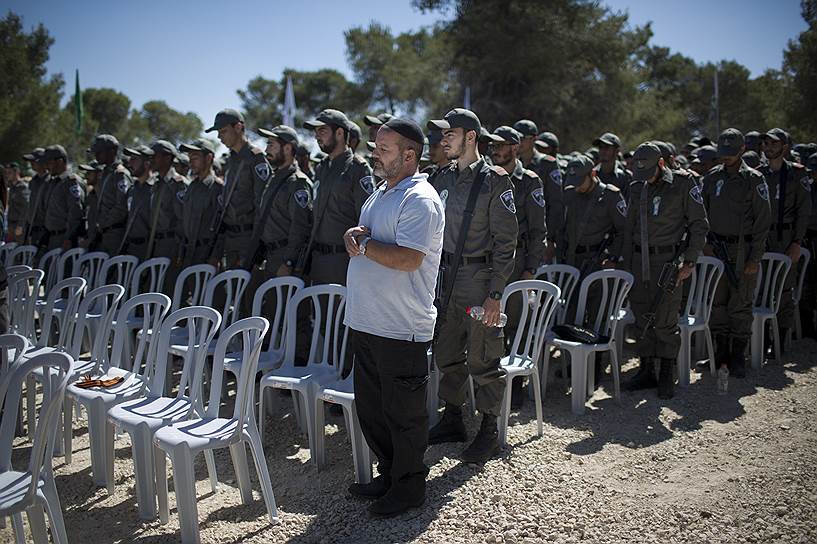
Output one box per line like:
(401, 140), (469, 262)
(624, 357), (658, 391)
(428, 403), (467, 445)
(730, 339), (747, 378)
(460, 413), (500, 464)
(657, 358), (675, 399)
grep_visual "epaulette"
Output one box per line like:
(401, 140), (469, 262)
(563, 184), (577, 192)
(353, 153), (368, 165)
(522, 168), (540, 180)
(540, 154), (557, 163)
(115, 164), (128, 174)
(250, 145), (264, 156)
(489, 165), (508, 176)
(603, 182), (620, 192)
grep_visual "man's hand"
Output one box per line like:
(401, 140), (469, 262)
(521, 270), (535, 280)
(676, 262), (695, 286)
(481, 297), (502, 327)
(785, 241), (801, 264)
(343, 225), (370, 257)
(744, 260), (759, 275)
(703, 244), (714, 257)
(276, 263), (293, 277)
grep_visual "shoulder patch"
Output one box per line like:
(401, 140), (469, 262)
(616, 198), (628, 217)
(294, 188), (310, 209)
(439, 189), (449, 210)
(176, 189), (186, 202)
(116, 178), (128, 193)
(500, 189), (516, 213)
(254, 162), (271, 182)
(802, 177), (812, 192)
(69, 183), (82, 199)
(549, 168), (562, 186)
(359, 175), (375, 195)
(756, 181), (770, 201)
(531, 187), (545, 208)
(689, 184), (704, 205)
(490, 165), (508, 176)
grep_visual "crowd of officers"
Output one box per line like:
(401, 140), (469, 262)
(2, 105), (816, 465)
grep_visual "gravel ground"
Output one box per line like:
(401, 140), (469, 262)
(3, 338), (817, 544)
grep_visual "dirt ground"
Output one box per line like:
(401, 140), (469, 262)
(3, 338), (816, 544)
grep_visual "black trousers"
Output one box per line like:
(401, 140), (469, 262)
(352, 329), (430, 499)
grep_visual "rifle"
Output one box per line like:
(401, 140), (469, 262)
(245, 173), (289, 271)
(579, 231), (614, 277)
(205, 159), (246, 265)
(640, 232), (688, 340)
(709, 237), (739, 288)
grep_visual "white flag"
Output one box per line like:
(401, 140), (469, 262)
(463, 86), (471, 110)
(283, 75), (297, 128)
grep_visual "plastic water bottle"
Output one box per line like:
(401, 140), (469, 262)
(467, 306), (508, 327)
(717, 366), (729, 395)
(527, 290), (538, 309)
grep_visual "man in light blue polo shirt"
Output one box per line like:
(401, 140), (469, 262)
(343, 117), (444, 518)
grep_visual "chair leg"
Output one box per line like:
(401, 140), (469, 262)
(258, 383), (267, 444)
(705, 328), (716, 377)
(750, 317), (764, 369)
(347, 403), (372, 484)
(772, 317), (782, 362)
(498, 374), (513, 447)
(299, 390), (318, 465)
(42, 478), (69, 544)
(244, 429), (279, 524)
(204, 450), (218, 493)
(87, 399), (111, 487)
(26, 375), (35, 439)
(25, 505), (48, 544)
(540, 346), (552, 399)
(11, 512), (26, 544)
(131, 427), (158, 519)
(63, 395), (73, 464)
(531, 367), (543, 438)
(609, 346), (621, 402)
(229, 442), (253, 505)
(313, 396), (326, 469)
(570, 349), (588, 415)
(677, 328), (690, 387)
(586, 353), (596, 397)
(168, 447), (201, 544)
(154, 445), (169, 524)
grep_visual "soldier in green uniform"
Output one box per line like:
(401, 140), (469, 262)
(623, 142), (709, 399)
(21, 148), (49, 248)
(205, 108), (271, 269)
(174, 152), (190, 179)
(426, 108), (518, 464)
(593, 132), (632, 196)
(535, 132), (567, 169)
(801, 153), (817, 339)
(92, 134), (132, 254)
(176, 139), (222, 267)
(77, 161), (103, 250)
(145, 140), (187, 270)
(363, 113), (394, 144)
(702, 129), (771, 379)
(303, 109), (374, 285)
(296, 144), (315, 180)
(690, 145), (718, 178)
(421, 129), (449, 191)
(744, 131), (763, 155)
(758, 128), (812, 346)
(4, 162), (29, 243)
(121, 145), (154, 259)
(42, 145), (85, 251)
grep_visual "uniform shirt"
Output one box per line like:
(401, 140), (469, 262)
(702, 161), (772, 263)
(257, 163), (312, 263)
(624, 167), (709, 267)
(177, 172), (222, 256)
(311, 147), (373, 246)
(43, 171), (85, 239)
(434, 157), (519, 293)
(126, 180), (152, 240)
(421, 162), (449, 193)
(595, 162), (633, 195)
(345, 172), (444, 342)
(525, 150), (564, 242)
(508, 159), (547, 270)
(560, 181), (628, 261)
(96, 162), (132, 231)
(26, 173), (50, 230)
(150, 168), (186, 236)
(757, 160), (812, 243)
(221, 141), (270, 228)
(7, 180), (30, 229)
(84, 188), (99, 242)
(807, 176), (817, 232)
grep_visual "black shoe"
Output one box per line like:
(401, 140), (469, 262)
(657, 358), (674, 399)
(729, 339), (747, 378)
(349, 474), (390, 500)
(460, 415), (500, 464)
(624, 358), (657, 391)
(428, 404), (467, 445)
(368, 489), (425, 518)
(715, 334), (731, 369)
(510, 377), (525, 409)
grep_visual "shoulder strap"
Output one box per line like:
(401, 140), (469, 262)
(246, 173), (291, 258)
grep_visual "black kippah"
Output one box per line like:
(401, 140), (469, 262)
(383, 117), (425, 146)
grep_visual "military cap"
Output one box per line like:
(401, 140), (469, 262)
(690, 136), (713, 147)
(742, 150), (761, 168)
(652, 141), (674, 162)
(675, 155), (690, 169)
(427, 129), (443, 145)
(151, 140), (177, 157)
(258, 125), (300, 147)
(205, 108), (244, 133)
(179, 138), (216, 155)
(175, 152), (189, 167)
(593, 132), (621, 148)
(44, 144), (68, 161)
(536, 131), (559, 149)
(564, 155), (595, 186)
(122, 147), (141, 158)
(304, 109), (350, 130)
(427, 108), (481, 134)
(793, 143), (816, 157)
(22, 147), (46, 162)
(382, 117), (425, 146)
(717, 128), (744, 157)
(512, 119), (538, 137)
(805, 152), (817, 172)
(692, 145), (718, 164)
(683, 141), (699, 152)
(631, 142), (663, 181)
(348, 121), (362, 141)
(762, 128), (789, 143)
(5, 161), (20, 169)
(295, 143), (310, 157)
(744, 130), (761, 146)
(91, 134), (120, 152)
(485, 125), (522, 145)
(585, 147), (600, 162)
(78, 160), (103, 172)
(124, 145), (154, 158)
(363, 113), (394, 126)
(366, 141), (376, 151)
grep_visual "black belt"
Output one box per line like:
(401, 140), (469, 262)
(442, 251), (491, 266)
(313, 243), (346, 255)
(154, 231), (176, 241)
(100, 221), (126, 234)
(48, 228), (67, 236)
(574, 243), (602, 254)
(183, 237), (213, 248)
(710, 232), (753, 244)
(127, 236), (147, 245)
(771, 223), (793, 231)
(223, 223), (254, 234)
(265, 239), (289, 252)
(634, 244), (676, 255)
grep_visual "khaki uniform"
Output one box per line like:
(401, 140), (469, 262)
(7, 181), (30, 244)
(44, 172), (85, 251)
(757, 160), (812, 330)
(623, 168), (709, 359)
(147, 168), (187, 262)
(434, 158), (518, 416)
(525, 151), (564, 250)
(177, 173), (222, 267)
(123, 181), (152, 259)
(702, 161), (771, 340)
(95, 162), (132, 254)
(596, 162), (633, 196)
(25, 173), (49, 246)
(422, 163), (448, 193)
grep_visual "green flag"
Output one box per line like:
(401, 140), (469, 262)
(74, 69), (83, 135)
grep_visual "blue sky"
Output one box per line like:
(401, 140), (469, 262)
(4, 0), (809, 127)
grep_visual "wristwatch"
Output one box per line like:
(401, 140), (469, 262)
(358, 235), (372, 256)
(488, 290), (502, 300)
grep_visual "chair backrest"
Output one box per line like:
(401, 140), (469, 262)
(56, 247), (86, 281)
(171, 264), (217, 312)
(69, 284), (125, 371)
(683, 256), (723, 322)
(0, 242), (18, 265)
(36, 277), (87, 349)
(252, 276), (304, 360)
(574, 269), (634, 338)
(502, 280), (561, 365)
(535, 264), (580, 324)
(130, 257), (171, 296)
(152, 306), (221, 409)
(207, 317), (268, 433)
(5, 265), (32, 278)
(109, 293), (171, 380)
(8, 269), (44, 342)
(0, 333), (28, 389)
(37, 248), (63, 295)
(7, 244), (37, 267)
(76, 251), (110, 290)
(282, 284), (348, 373)
(98, 254), (139, 291)
(793, 247), (811, 304)
(754, 252), (792, 313)
(202, 269), (251, 335)
(0, 350), (72, 508)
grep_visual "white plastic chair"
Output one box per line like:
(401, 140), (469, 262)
(64, 292), (170, 488)
(498, 280), (561, 446)
(5, 266), (31, 279)
(55, 247), (86, 282)
(6, 245), (37, 268)
(130, 257), (171, 297)
(677, 256), (723, 386)
(0, 334), (28, 442)
(0, 351), (73, 544)
(107, 306), (221, 521)
(171, 264), (217, 312)
(542, 270), (633, 415)
(258, 284), (347, 454)
(37, 248), (63, 296)
(0, 243), (18, 266)
(535, 264), (580, 325)
(789, 247), (811, 345)
(751, 252), (792, 369)
(97, 254), (139, 291)
(8, 269), (44, 343)
(154, 317), (278, 544)
(75, 251), (109, 291)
